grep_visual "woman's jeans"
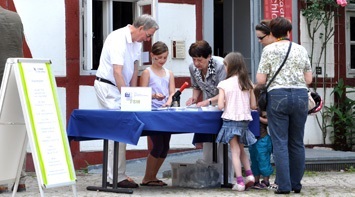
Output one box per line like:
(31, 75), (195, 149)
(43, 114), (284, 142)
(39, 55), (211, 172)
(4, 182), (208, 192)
(267, 88), (308, 191)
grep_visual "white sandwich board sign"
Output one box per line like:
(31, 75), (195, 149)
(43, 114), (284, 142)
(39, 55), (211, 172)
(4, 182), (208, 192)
(0, 58), (76, 196)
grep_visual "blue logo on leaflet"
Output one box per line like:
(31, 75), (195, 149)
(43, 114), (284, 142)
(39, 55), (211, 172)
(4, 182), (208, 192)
(125, 92), (131, 98)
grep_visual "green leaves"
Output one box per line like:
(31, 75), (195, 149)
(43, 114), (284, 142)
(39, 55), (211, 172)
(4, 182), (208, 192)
(302, 0), (339, 21)
(301, 0), (348, 149)
(326, 78), (355, 151)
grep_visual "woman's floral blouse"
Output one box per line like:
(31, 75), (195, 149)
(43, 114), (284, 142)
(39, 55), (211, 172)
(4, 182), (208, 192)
(257, 41), (312, 91)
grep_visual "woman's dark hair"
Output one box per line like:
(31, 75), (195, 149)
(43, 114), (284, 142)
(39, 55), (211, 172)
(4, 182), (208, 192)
(224, 52), (253, 91)
(270, 17), (292, 38)
(151, 41), (168, 55)
(255, 19), (271, 35)
(188, 40), (212, 58)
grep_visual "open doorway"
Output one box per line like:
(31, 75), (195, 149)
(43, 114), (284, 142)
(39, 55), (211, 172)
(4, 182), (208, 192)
(92, 2), (133, 70)
(213, 0), (262, 81)
(214, 0), (224, 57)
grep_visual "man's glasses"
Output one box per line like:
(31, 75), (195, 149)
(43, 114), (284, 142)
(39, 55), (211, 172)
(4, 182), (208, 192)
(145, 31), (152, 38)
(257, 34), (268, 41)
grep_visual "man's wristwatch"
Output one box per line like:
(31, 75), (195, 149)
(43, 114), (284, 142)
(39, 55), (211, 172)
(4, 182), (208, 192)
(208, 99), (212, 106)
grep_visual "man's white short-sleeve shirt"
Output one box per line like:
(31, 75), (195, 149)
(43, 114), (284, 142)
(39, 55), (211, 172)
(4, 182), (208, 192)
(96, 25), (142, 86)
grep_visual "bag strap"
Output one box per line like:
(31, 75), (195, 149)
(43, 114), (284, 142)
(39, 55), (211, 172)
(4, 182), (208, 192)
(265, 41), (292, 89)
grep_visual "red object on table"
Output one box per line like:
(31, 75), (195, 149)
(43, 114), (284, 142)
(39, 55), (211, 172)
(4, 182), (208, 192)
(179, 82), (189, 92)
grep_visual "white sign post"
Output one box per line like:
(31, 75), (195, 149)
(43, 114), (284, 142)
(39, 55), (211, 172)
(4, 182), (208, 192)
(0, 58), (77, 197)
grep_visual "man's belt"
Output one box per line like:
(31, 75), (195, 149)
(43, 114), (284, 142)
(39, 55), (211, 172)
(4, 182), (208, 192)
(96, 77), (116, 86)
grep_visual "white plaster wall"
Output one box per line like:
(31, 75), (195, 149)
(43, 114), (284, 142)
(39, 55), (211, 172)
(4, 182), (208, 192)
(14, 0), (66, 76)
(156, 3), (196, 77)
(300, 13), (335, 78)
(304, 88), (333, 145)
(299, 13), (336, 145)
(57, 87), (66, 127)
(78, 86), (104, 152)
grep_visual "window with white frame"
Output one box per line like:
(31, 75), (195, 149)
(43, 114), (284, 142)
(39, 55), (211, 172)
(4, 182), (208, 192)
(80, 0), (154, 74)
(346, 5), (355, 77)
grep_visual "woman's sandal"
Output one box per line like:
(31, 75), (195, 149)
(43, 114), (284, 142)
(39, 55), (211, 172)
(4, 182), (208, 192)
(140, 179), (168, 187)
(156, 180), (168, 186)
(140, 180), (166, 187)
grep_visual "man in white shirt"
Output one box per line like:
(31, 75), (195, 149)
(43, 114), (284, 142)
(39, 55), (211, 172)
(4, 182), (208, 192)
(94, 14), (159, 188)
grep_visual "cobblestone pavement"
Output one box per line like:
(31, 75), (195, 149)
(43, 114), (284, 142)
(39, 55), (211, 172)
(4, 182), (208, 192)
(1, 170), (355, 197)
(2, 148), (355, 197)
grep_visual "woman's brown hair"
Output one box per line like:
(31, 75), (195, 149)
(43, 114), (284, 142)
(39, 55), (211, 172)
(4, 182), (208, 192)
(270, 17), (292, 38)
(151, 41), (168, 55)
(224, 52), (253, 91)
(255, 19), (271, 35)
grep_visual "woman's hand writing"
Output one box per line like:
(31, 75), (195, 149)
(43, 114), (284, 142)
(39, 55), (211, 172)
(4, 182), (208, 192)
(195, 100), (209, 107)
(186, 97), (196, 106)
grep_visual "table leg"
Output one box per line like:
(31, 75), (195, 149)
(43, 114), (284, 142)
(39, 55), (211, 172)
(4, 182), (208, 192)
(102, 139), (108, 187)
(221, 143), (233, 188)
(112, 142), (119, 189)
(86, 140), (133, 194)
(212, 135), (217, 163)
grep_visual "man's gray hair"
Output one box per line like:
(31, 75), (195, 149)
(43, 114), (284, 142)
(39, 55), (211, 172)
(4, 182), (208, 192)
(133, 14), (159, 30)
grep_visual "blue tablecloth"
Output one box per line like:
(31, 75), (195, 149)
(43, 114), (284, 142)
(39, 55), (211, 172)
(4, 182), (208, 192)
(67, 109), (260, 145)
